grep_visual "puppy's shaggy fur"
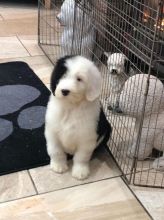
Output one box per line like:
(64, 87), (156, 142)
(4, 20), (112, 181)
(45, 55), (112, 180)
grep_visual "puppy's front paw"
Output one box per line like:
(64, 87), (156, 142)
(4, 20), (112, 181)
(72, 164), (90, 180)
(50, 160), (68, 173)
(152, 157), (164, 171)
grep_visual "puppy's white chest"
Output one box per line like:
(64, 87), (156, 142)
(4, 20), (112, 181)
(47, 96), (99, 155)
(109, 74), (124, 93)
(58, 111), (81, 154)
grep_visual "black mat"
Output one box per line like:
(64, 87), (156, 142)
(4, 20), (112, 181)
(0, 62), (50, 175)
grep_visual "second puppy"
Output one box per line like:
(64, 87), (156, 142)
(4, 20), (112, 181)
(104, 52), (134, 112)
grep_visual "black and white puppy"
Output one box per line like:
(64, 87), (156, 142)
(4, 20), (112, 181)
(45, 55), (112, 180)
(104, 52), (134, 112)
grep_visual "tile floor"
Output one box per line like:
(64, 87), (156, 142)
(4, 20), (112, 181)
(0, 2), (163, 220)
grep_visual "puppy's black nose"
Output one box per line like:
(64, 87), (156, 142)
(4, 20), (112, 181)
(61, 89), (70, 96)
(111, 69), (117, 74)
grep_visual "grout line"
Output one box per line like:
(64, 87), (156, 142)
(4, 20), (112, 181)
(0, 175), (122, 205)
(0, 54), (51, 64)
(0, 56), (31, 63)
(0, 54), (47, 59)
(0, 35), (17, 38)
(16, 35), (31, 57)
(17, 35), (44, 57)
(27, 170), (39, 195)
(35, 174), (123, 196)
(0, 194), (37, 205)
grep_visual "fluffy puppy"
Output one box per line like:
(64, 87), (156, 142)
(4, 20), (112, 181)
(45, 55), (112, 180)
(104, 52), (134, 112)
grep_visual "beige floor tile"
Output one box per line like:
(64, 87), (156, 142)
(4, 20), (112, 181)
(131, 185), (164, 220)
(18, 35), (44, 56)
(0, 178), (150, 220)
(0, 171), (36, 203)
(0, 21), (13, 36)
(0, 18), (37, 37)
(29, 150), (121, 193)
(0, 212), (54, 220)
(46, 83), (51, 90)
(0, 36), (30, 59)
(0, 4), (37, 37)
(0, 6), (37, 20)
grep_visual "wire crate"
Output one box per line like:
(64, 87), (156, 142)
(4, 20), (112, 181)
(38, 0), (164, 188)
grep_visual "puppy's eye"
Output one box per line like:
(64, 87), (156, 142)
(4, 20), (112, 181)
(77, 77), (82, 82)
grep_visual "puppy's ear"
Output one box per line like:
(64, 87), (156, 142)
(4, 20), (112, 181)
(104, 52), (111, 58)
(86, 66), (102, 101)
(50, 55), (73, 95)
(101, 52), (111, 65)
(124, 59), (131, 75)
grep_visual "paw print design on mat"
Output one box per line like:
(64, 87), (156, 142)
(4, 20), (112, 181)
(0, 85), (46, 142)
(0, 118), (13, 142)
(0, 61), (50, 174)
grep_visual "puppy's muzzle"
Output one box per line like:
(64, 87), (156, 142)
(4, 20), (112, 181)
(111, 69), (117, 75)
(61, 89), (70, 96)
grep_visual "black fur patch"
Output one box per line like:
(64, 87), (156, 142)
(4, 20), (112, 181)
(50, 55), (75, 94)
(124, 59), (131, 75)
(96, 108), (112, 147)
